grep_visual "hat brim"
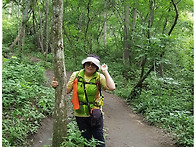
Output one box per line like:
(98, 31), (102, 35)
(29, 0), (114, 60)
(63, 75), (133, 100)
(82, 57), (101, 69)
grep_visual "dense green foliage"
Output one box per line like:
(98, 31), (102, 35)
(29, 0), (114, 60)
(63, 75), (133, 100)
(2, 0), (193, 146)
(61, 121), (103, 147)
(2, 57), (55, 146)
(131, 77), (193, 146)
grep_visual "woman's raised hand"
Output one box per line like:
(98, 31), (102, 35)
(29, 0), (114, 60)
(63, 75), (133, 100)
(101, 63), (108, 72)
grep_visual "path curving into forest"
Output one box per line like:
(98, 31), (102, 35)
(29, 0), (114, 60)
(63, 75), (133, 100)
(29, 69), (176, 147)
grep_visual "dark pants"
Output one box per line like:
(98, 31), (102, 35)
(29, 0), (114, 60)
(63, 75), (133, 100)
(75, 116), (105, 147)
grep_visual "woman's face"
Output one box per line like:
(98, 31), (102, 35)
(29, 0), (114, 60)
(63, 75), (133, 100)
(84, 62), (97, 75)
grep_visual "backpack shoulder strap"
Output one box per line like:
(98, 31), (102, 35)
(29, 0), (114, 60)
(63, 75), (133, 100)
(96, 73), (103, 97)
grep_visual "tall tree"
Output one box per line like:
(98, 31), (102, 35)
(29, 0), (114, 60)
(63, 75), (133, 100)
(123, 1), (130, 79)
(51, 0), (67, 146)
(103, 0), (107, 47)
(9, 0), (33, 56)
(129, 0), (181, 99)
(37, 0), (50, 61)
(43, 0), (50, 61)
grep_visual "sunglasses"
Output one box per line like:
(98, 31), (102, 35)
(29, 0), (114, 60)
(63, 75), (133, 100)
(85, 62), (97, 68)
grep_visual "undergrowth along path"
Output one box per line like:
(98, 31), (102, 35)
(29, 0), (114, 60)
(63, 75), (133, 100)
(30, 69), (176, 147)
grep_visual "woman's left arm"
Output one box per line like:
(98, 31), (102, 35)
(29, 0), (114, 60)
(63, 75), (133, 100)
(101, 64), (115, 91)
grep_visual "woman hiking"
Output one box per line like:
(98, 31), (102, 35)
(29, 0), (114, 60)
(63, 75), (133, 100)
(51, 54), (115, 147)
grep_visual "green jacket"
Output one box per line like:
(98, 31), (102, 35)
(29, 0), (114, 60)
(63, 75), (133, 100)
(74, 69), (100, 117)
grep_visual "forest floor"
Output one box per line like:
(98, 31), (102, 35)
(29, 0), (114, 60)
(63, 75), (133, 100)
(28, 59), (176, 147)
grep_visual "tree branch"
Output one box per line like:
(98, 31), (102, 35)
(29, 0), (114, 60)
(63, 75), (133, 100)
(168, 0), (179, 35)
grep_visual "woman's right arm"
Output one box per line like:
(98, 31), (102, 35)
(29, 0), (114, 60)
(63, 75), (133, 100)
(66, 72), (78, 94)
(51, 72), (77, 94)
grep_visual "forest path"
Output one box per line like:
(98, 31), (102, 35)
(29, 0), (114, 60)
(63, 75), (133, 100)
(29, 69), (176, 147)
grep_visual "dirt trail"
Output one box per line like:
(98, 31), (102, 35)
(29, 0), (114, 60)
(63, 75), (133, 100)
(29, 69), (176, 147)
(103, 92), (175, 147)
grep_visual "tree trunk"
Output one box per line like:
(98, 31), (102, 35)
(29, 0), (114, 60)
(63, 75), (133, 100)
(168, 0), (179, 36)
(32, 1), (36, 35)
(8, 1), (12, 20)
(9, 0), (32, 52)
(129, 65), (154, 99)
(38, 4), (44, 54)
(129, 0), (155, 99)
(43, 0), (49, 62)
(63, 1), (77, 63)
(130, 5), (137, 67)
(129, 0), (180, 100)
(84, 0), (91, 52)
(103, 0), (107, 47)
(51, 0), (67, 146)
(123, 4), (130, 79)
(63, 26), (77, 64)
(18, 0), (32, 58)
(159, 0), (180, 76)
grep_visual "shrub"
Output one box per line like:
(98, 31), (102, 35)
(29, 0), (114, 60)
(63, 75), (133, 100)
(131, 77), (193, 147)
(61, 121), (103, 147)
(2, 56), (55, 146)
